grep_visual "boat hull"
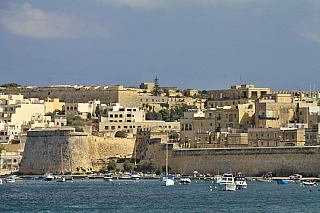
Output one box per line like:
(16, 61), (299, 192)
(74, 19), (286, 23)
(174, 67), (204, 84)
(219, 183), (236, 191)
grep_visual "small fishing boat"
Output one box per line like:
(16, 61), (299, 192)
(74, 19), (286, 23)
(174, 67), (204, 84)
(103, 174), (113, 181)
(234, 172), (247, 189)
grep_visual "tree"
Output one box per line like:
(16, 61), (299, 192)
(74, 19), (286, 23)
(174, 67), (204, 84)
(72, 119), (84, 126)
(66, 114), (83, 125)
(161, 164), (171, 173)
(95, 105), (100, 117)
(115, 131), (127, 138)
(123, 160), (134, 172)
(0, 83), (21, 88)
(146, 112), (162, 120)
(159, 109), (170, 122)
(151, 76), (162, 96)
(160, 103), (169, 108)
(87, 113), (92, 119)
(169, 132), (179, 140)
(107, 160), (117, 171)
(170, 108), (175, 121)
(136, 160), (158, 173)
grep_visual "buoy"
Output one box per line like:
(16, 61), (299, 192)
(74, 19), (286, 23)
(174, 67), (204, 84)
(212, 181), (213, 183)
(25, 181), (27, 182)
(210, 189), (212, 191)
(119, 183), (121, 185)
(126, 182), (128, 185)
(112, 183), (114, 185)
(134, 181), (136, 183)
(161, 184), (163, 186)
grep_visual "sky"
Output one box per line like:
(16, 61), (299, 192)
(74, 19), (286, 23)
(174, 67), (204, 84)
(0, 0), (320, 92)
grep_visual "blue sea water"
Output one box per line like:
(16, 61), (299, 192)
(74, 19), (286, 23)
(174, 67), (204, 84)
(1, 179), (319, 213)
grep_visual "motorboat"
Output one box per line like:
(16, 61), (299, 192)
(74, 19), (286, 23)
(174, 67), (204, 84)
(44, 172), (54, 181)
(277, 180), (288, 184)
(6, 174), (16, 183)
(56, 176), (66, 182)
(234, 172), (247, 189)
(119, 175), (131, 180)
(213, 175), (222, 184)
(131, 172), (140, 180)
(65, 176), (73, 181)
(179, 175), (191, 185)
(0, 178), (3, 185)
(257, 178), (272, 182)
(218, 173), (236, 191)
(302, 181), (317, 186)
(103, 174), (113, 181)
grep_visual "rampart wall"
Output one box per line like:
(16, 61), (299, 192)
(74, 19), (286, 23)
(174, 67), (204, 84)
(167, 147), (320, 176)
(19, 129), (136, 174)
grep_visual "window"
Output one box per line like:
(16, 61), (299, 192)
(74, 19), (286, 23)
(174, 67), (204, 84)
(124, 126), (128, 128)
(201, 122), (203, 127)
(127, 120), (131, 122)
(226, 114), (228, 119)
(146, 99), (148, 102)
(110, 114), (113, 118)
(111, 126), (115, 130)
(119, 120), (122, 122)
(105, 126), (109, 130)
(115, 114), (118, 118)
(229, 138), (231, 142)
(234, 114), (236, 119)
(209, 113), (212, 117)
(261, 141), (264, 146)
(120, 114), (123, 118)
(118, 126), (121, 128)
(152, 99), (154, 102)
(210, 123), (213, 126)
(236, 138), (239, 142)
(127, 114), (132, 117)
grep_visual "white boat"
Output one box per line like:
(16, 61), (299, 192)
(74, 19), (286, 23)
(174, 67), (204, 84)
(163, 176), (175, 186)
(0, 178), (3, 185)
(65, 176), (73, 181)
(6, 174), (16, 183)
(103, 174), (113, 181)
(218, 173), (236, 191)
(119, 175), (131, 180)
(44, 172), (54, 181)
(56, 146), (65, 182)
(213, 175), (222, 184)
(180, 175), (191, 185)
(257, 178), (272, 182)
(302, 181), (317, 186)
(234, 172), (247, 189)
(56, 176), (65, 182)
(131, 173), (140, 180)
(163, 135), (174, 186)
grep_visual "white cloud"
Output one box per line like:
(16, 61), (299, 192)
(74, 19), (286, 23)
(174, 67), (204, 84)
(0, 3), (108, 38)
(297, 13), (320, 44)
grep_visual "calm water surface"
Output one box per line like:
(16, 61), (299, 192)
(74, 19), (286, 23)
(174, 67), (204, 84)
(1, 178), (319, 212)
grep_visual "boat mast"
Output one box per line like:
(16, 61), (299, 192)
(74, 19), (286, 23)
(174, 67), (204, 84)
(166, 132), (168, 178)
(61, 145), (63, 175)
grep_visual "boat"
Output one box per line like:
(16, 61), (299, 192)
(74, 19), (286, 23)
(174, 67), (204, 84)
(257, 178), (272, 182)
(103, 174), (113, 181)
(277, 180), (288, 184)
(56, 146), (66, 182)
(213, 175), (222, 184)
(44, 172), (54, 181)
(302, 181), (317, 186)
(5, 174), (16, 183)
(163, 135), (174, 186)
(218, 173), (236, 191)
(119, 175), (131, 180)
(131, 172), (140, 180)
(65, 176), (73, 181)
(234, 172), (247, 189)
(56, 176), (66, 182)
(179, 175), (191, 185)
(0, 178), (3, 185)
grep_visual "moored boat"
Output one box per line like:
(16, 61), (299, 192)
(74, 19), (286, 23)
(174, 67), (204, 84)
(56, 176), (66, 182)
(179, 175), (191, 185)
(234, 172), (247, 189)
(213, 175), (222, 184)
(5, 174), (16, 183)
(218, 173), (236, 191)
(44, 172), (54, 181)
(302, 181), (317, 186)
(277, 180), (288, 184)
(103, 174), (113, 181)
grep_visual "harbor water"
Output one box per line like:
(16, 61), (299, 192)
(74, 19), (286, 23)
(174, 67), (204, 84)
(1, 179), (320, 212)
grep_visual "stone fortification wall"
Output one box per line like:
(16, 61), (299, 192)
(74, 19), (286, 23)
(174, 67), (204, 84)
(19, 129), (137, 174)
(91, 135), (135, 159)
(20, 129), (92, 174)
(167, 147), (320, 176)
(0, 86), (140, 106)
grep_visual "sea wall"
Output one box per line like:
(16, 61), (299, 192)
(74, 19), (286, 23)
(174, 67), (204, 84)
(167, 146), (320, 176)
